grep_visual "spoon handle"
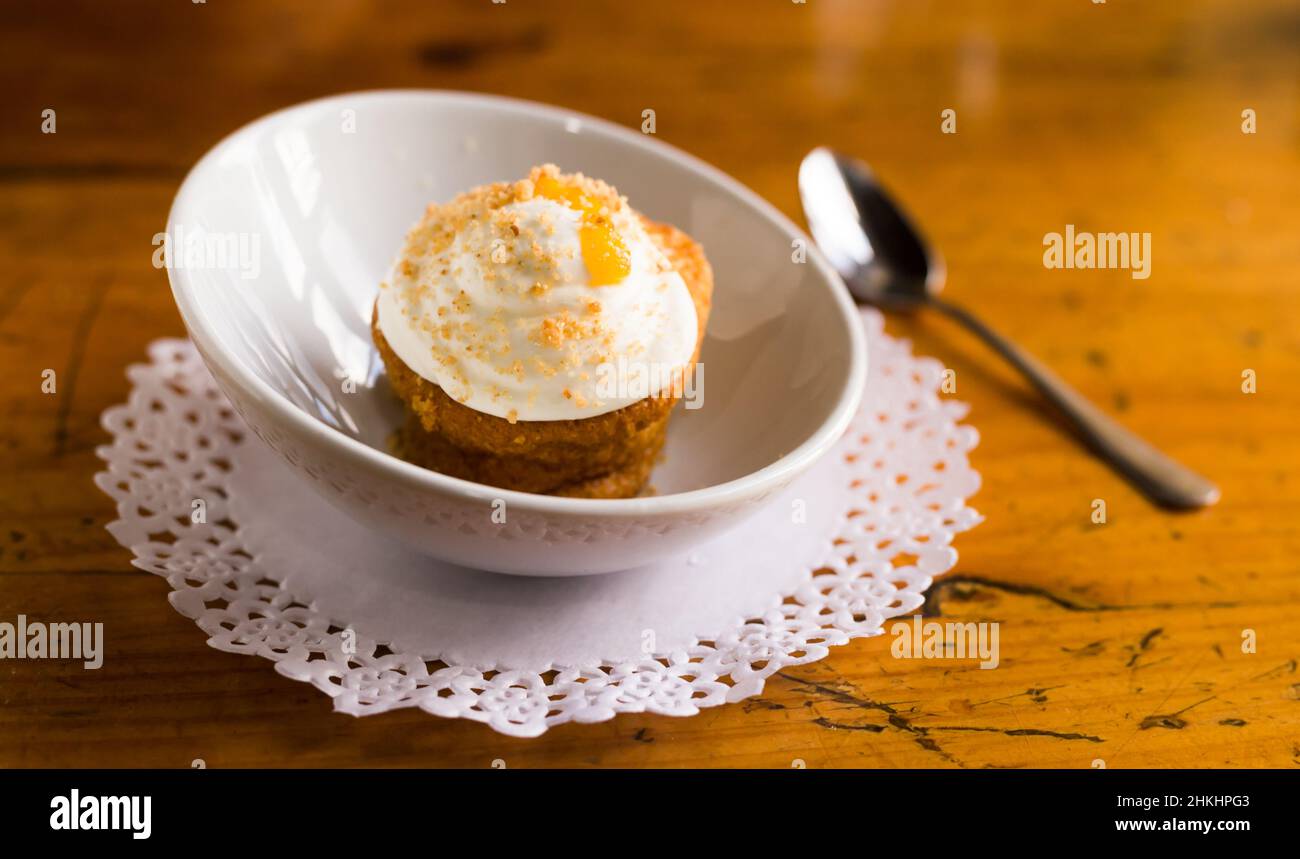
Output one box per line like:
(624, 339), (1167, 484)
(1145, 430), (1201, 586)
(929, 297), (1219, 509)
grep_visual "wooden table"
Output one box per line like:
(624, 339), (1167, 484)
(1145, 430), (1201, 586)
(3, 0), (1297, 768)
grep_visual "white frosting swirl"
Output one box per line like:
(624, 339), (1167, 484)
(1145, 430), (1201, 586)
(377, 183), (697, 422)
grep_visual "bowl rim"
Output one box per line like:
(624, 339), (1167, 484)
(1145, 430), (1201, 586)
(166, 89), (867, 517)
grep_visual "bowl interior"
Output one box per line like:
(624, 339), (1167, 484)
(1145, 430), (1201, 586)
(170, 92), (859, 496)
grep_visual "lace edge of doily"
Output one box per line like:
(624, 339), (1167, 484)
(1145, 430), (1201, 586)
(93, 326), (982, 737)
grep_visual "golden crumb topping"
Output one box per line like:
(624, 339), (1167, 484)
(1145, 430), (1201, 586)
(379, 164), (698, 420)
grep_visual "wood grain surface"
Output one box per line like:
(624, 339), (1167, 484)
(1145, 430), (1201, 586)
(1, 0), (1297, 768)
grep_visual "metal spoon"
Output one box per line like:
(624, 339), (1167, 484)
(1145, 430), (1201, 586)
(798, 147), (1219, 510)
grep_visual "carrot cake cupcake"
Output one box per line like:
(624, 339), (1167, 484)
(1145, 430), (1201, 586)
(372, 164), (712, 498)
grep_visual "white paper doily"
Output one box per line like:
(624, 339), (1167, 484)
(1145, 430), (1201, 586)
(94, 309), (981, 737)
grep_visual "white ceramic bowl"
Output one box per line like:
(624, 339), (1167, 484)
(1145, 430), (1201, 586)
(166, 91), (866, 576)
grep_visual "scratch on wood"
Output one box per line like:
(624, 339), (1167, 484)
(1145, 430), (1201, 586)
(1250, 659), (1297, 681)
(812, 717), (885, 733)
(1139, 714), (1187, 730)
(1126, 627), (1164, 668)
(742, 698), (787, 712)
(1062, 640), (1107, 657)
(927, 725), (1104, 743)
(970, 686), (1066, 708)
(923, 575), (1240, 617)
(922, 575), (1120, 615)
(782, 673), (1104, 758)
(1139, 695), (1216, 730)
(777, 671), (963, 766)
(1130, 656), (1173, 672)
(53, 275), (109, 457)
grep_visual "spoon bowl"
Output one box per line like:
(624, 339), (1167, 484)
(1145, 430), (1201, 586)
(798, 147), (942, 311)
